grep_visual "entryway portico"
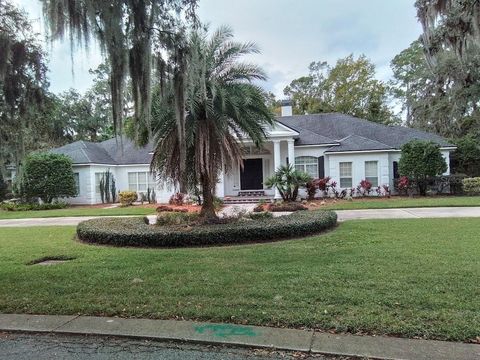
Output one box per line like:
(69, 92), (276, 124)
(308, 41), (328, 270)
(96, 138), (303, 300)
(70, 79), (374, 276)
(219, 122), (299, 200)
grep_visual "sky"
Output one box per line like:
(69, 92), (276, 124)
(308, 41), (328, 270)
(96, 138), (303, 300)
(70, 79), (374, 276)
(14, 0), (422, 97)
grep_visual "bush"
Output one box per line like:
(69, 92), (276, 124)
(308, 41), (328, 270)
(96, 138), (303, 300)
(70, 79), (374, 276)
(267, 202), (307, 212)
(156, 211), (200, 226)
(21, 153), (77, 203)
(0, 173), (7, 202)
(247, 211), (273, 220)
(399, 140), (448, 196)
(118, 191), (137, 206)
(462, 177), (480, 195)
(77, 210), (337, 248)
(0, 201), (68, 211)
(156, 205), (189, 213)
(265, 164), (312, 202)
(169, 192), (186, 206)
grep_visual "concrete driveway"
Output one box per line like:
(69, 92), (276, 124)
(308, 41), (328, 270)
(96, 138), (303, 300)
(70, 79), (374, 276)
(0, 207), (480, 227)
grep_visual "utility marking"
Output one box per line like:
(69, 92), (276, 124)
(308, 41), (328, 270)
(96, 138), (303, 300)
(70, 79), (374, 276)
(194, 324), (258, 338)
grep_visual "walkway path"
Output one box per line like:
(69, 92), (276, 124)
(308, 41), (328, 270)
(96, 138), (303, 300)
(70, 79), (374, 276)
(1, 207), (480, 227)
(0, 314), (477, 360)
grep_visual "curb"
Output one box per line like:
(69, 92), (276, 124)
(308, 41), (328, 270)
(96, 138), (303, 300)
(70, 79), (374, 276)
(0, 314), (478, 360)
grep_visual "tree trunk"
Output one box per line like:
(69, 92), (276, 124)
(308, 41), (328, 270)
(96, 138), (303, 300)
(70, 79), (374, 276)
(174, 47), (187, 193)
(199, 175), (217, 221)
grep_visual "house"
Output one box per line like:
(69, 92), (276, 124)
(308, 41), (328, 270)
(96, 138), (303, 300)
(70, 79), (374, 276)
(51, 102), (456, 204)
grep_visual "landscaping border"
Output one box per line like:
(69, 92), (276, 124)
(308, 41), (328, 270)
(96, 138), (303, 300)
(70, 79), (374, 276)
(76, 210), (337, 248)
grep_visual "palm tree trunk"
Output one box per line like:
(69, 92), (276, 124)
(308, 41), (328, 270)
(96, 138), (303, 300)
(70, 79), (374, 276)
(174, 47), (187, 193)
(199, 174), (217, 220)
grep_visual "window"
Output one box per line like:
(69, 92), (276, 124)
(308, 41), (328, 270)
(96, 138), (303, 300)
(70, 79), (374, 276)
(365, 161), (378, 187)
(73, 173), (80, 195)
(128, 172), (156, 192)
(339, 162), (352, 188)
(295, 156), (318, 178)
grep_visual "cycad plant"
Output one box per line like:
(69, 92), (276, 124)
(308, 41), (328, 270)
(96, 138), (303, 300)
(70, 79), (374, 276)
(265, 165), (312, 202)
(151, 26), (274, 220)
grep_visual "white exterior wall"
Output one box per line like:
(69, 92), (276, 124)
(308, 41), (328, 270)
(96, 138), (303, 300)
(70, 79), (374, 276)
(327, 152), (391, 189)
(68, 165), (94, 204)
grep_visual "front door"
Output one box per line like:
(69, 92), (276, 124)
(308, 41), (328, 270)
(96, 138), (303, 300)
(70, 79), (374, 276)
(240, 159), (263, 190)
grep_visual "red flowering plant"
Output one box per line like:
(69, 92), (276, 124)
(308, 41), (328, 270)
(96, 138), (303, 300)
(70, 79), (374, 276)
(357, 179), (372, 197)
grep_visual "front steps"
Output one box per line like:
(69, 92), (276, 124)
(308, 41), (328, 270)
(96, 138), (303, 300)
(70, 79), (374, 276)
(223, 191), (273, 204)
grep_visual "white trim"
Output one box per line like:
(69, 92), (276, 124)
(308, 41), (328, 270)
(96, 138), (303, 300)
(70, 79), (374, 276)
(72, 163), (151, 167)
(325, 146), (456, 155)
(294, 143), (339, 148)
(270, 122), (300, 136)
(326, 149), (400, 155)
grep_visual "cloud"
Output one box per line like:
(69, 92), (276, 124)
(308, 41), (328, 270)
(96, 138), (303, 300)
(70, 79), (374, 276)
(14, 0), (422, 97)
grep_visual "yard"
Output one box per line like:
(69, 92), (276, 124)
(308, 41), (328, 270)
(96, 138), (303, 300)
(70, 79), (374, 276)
(0, 196), (479, 219)
(0, 218), (478, 342)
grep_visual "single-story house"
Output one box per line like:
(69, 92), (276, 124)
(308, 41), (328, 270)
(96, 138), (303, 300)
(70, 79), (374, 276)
(51, 102), (455, 204)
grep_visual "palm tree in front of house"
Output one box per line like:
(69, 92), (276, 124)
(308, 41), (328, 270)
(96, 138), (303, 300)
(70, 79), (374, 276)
(151, 26), (274, 220)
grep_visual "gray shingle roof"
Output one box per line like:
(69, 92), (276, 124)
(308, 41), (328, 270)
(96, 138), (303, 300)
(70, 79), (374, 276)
(50, 137), (153, 165)
(277, 113), (454, 150)
(325, 135), (393, 153)
(51, 113), (455, 164)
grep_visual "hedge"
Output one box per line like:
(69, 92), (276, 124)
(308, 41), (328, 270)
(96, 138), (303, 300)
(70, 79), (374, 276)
(462, 177), (480, 195)
(76, 210), (337, 248)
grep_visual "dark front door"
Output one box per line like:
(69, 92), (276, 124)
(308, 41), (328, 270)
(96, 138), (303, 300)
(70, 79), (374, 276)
(240, 159), (263, 190)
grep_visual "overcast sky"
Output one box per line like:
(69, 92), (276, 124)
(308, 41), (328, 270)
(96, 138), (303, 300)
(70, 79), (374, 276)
(15, 0), (422, 97)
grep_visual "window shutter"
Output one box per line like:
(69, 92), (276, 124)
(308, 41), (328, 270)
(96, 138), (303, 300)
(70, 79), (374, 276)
(318, 156), (325, 178)
(393, 161), (399, 179)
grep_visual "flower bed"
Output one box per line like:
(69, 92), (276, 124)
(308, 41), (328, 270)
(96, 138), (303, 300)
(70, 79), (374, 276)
(76, 210), (337, 248)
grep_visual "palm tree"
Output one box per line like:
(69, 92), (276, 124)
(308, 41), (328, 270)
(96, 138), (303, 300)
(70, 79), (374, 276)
(265, 165), (312, 202)
(151, 26), (274, 220)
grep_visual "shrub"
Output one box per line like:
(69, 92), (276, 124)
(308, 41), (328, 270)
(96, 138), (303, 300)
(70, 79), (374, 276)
(118, 191), (137, 206)
(399, 140), (448, 196)
(156, 205), (189, 213)
(156, 211), (199, 226)
(247, 211), (273, 220)
(213, 196), (224, 211)
(76, 210), (338, 248)
(253, 204), (265, 212)
(265, 164), (312, 202)
(357, 179), (373, 196)
(21, 153), (77, 203)
(169, 192), (186, 206)
(267, 202), (307, 212)
(462, 177), (480, 195)
(0, 201), (68, 211)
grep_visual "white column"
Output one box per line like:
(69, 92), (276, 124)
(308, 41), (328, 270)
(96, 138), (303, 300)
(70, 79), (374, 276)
(287, 139), (295, 168)
(273, 140), (281, 199)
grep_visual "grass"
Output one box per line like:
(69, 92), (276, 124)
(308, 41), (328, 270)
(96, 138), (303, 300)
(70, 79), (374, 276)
(0, 218), (479, 342)
(0, 196), (478, 219)
(315, 195), (480, 210)
(0, 206), (156, 219)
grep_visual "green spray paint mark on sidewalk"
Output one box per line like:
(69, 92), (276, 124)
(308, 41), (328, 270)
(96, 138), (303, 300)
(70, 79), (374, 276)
(194, 324), (258, 338)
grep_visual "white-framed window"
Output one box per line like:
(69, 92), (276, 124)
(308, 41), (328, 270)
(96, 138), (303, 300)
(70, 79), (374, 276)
(295, 156), (318, 178)
(365, 161), (379, 187)
(339, 162), (353, 188)
(128, 172), (156, 192)
(73, 173), (80, 195)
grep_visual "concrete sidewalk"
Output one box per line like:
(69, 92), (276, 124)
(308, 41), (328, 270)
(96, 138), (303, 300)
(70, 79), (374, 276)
(1, 207), (480, 227)
(334, 206), (480, 221)
(0, 314), (477, 360)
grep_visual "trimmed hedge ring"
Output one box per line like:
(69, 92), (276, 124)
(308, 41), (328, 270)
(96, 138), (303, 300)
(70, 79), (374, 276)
(76, 210), (337, 248)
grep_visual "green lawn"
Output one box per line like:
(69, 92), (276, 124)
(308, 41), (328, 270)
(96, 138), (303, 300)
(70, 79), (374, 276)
(0, 196), (479, 219)
(0, 218), (478, 342)
(0, 206), (156, 219)
(318, 195), (480, 210)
